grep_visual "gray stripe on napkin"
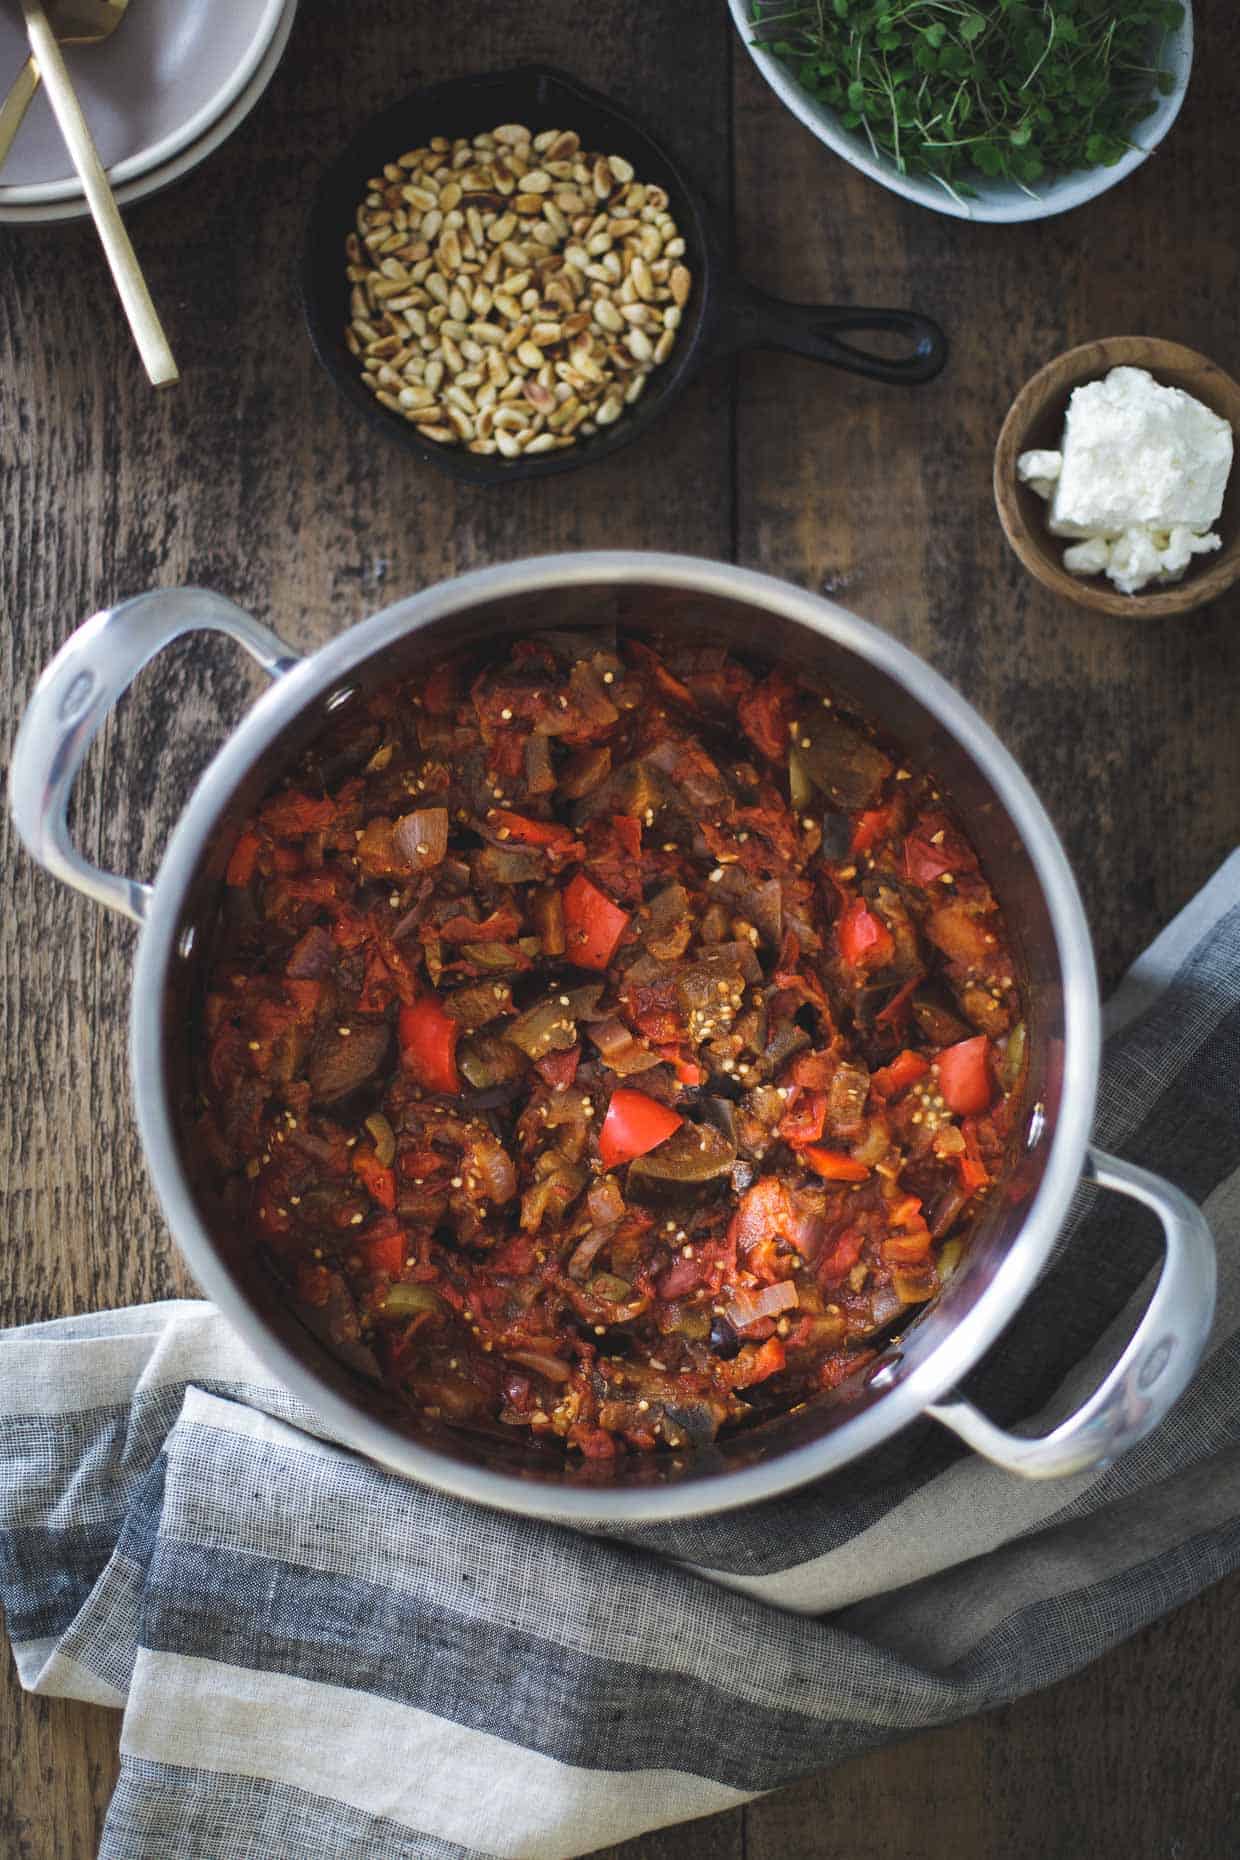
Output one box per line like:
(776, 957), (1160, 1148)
(103, 1759), (483, 1860)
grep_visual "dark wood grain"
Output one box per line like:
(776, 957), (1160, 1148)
(2, 3), (1238, 1858)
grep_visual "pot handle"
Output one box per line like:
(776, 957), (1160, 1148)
(927, 1147), (1216, 1479)
(722, 277), (948, 385)
(10, 588), (302, 926)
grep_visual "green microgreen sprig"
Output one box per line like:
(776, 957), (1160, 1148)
(749, 1), (1185, 201)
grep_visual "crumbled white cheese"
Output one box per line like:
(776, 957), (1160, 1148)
(1016, 449), (1062, 500)
(1017, 366), (1233, 595)
(1064, 525), (1222, 597)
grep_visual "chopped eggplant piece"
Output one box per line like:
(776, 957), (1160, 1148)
(797, 716), (892, 810)
(307, 1022), (392, 1105)
(507, 984), (602, 1060)
(627, 1121), (737, 1207)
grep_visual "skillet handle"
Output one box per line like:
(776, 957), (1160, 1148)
(927, 1148), (1216, 1479)
(725, 278), (947, 385)
(10, 588), (301, 926)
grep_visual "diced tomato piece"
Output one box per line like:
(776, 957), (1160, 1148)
(259, 791), (337, 836)
(398, 996), (461, 1094)
(654, 1045), (703, 1086)
(850, 802), (896, 857)
(837, 898), (895, 970)
(937, 1036), (993, 1115)
(609, 813), (643, 859)
(656, 1254), (707, 1299)
(905, 813), (979, 887)
(870, 1049), (930, 1099)
(874, 974), (921, 1029)
(283, 979), (325, 1017)
(958, 1116), (990, 1193)
(803, 1146), (870, 1183)
(226, 830), (260, 887)
(627, 639), (697, 710)
(296, 1262), (333, 1305)
(562, 873), (631, 971)
(731, 1335), (786, 1388)
(789, 1051), (835, 1090)
(738, 669), (796, 761)
(889, 1194), (927, 1231)
(361, 1227), (406, 1275)
(352, 1149), (397, 1211)
(490, 1233), (538, 1275)
(271, 844), (302, 874)
(536, 1045), (580, 1090)
(569, 1424), (618, 1460)
(256, 1197), (291, 1236)
(433, 907), (522, 944)
(884, 1228), (934, 1262)
(958, 1153), (989, 1193)
(398, 1147), (444, 1181)
(489, 810), (584, 858)
(422, 660), (461, 716)
(818, 1226), (864, 1283)
(779, 1091), (828, 1147)
(598, 1088), (683, 1169)
(904, 835), (954, 886)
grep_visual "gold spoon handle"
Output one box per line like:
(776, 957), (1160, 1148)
(20, 0), (177, 388)
(0, 56), (41, 170)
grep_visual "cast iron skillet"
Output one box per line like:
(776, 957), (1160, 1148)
(302, 65), (948, 485)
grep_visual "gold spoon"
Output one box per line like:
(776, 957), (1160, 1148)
(0, 0), (127, 171)
(19, 0), (176, 386)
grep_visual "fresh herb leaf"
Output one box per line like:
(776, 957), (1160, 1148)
(749, 0), (1182, 193)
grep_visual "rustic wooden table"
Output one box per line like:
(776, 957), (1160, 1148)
(3, 3), (1239, 1856)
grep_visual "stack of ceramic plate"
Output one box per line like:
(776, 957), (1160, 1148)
(0, 0), (298, 225)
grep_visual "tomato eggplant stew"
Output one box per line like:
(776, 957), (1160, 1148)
(200, 634), (1026, 1458)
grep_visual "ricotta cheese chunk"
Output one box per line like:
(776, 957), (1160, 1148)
(1017, 365), (1233, 595)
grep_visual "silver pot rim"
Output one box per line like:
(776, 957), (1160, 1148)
(126, 551), (1102, 1522)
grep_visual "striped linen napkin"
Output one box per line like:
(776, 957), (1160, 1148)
(3, 852), (1239, 1860)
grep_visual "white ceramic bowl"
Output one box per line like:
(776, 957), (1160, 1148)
(0, 0), (288, 210)
(728, 0), (1193, 223)
(0, 0), (297, 226)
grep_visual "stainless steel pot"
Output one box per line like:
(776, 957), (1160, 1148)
(10, 554), (1216, 1523)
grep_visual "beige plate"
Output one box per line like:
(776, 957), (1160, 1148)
(0, 0), (296, 224)
(993, 335), (1240, 619)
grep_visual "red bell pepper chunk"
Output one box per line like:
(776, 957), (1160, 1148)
(398, 996), (461, 1094)
(352, 1150), (397, 1212)
(489, 810), (584, 858)
(598, 1088), (683, 1169)
(225, 831), (260, 888)
(837, 898), (895, 971)
(803, 1146), (870, 1183)
(936, 1035), (993, 1116)
(870, 1048), (930, 1099)
(562, 873), (631, 971)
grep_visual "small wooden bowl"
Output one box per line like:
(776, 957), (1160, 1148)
(994, 336), (1240, 618)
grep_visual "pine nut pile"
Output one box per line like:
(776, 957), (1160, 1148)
(344, 123), (692, 458)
